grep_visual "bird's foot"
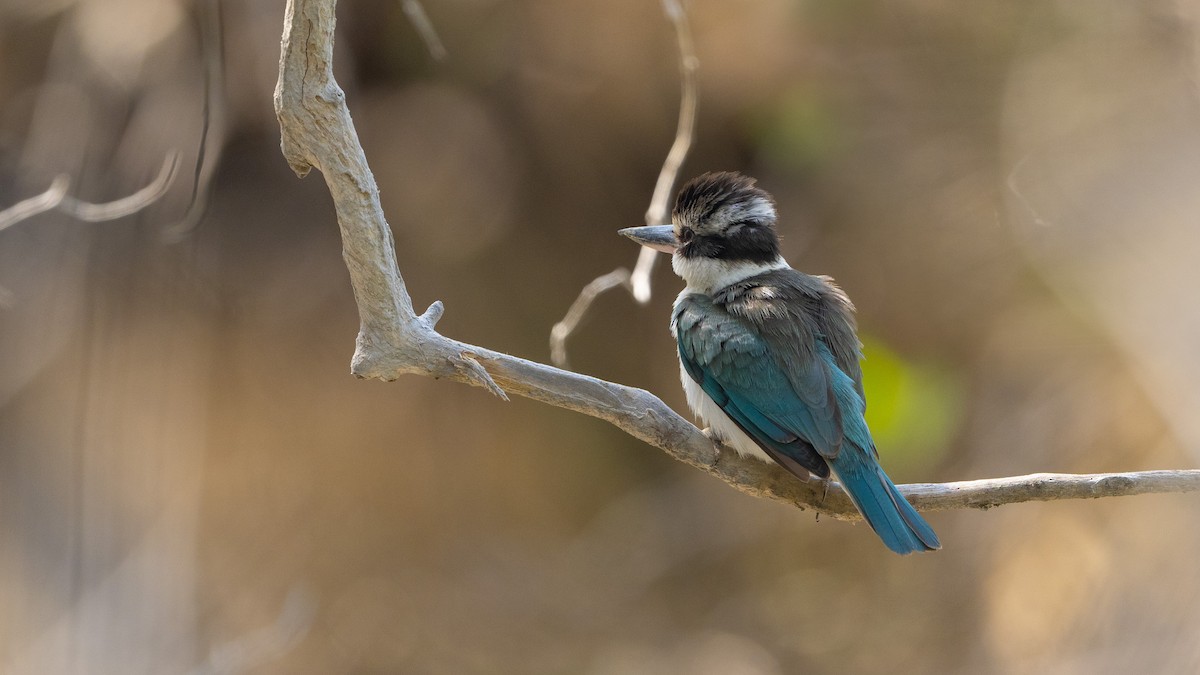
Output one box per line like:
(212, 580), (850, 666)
(813, 476), (832, 522)
(702, 428), (733, 463)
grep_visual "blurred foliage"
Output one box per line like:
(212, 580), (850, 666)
(746, 87), (845, 172)
(861, 334), (962, 472)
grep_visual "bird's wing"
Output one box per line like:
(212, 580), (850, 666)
(809, 274), (865, 401)
(675, 294), (855, 477)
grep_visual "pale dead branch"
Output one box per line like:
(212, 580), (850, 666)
(630, 0), (699, 303)
(59, 152), (180, 221)
(400, 0), (446, 61)
(0, 151), (180, 233)
(0, 175), (69, 233)
(549, 268), (632, 368)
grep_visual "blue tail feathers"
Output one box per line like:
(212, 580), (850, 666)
(831, 450), (940, 555)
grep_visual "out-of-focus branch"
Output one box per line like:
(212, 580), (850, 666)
(549, 268), (632, 367)
(549, 0), (698, 368)
(0, 152), (179, 308)
(0, 175), (69, 232)
(0, 151), (180, 233)
(163, 0), (225, 242)
(59, 152), (180, 221)
(630, 0), (698, 302)
(400, 0), (446, 61)
(275, 0), (1200, 524)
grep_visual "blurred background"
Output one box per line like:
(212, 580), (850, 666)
(3, 0), (1200, 672)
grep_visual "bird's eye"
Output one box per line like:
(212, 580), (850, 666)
(680, 228), (695, 244)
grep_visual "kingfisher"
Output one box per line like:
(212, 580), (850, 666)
(620, 172), (940, 554)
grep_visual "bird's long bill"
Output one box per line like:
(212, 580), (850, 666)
(618, 225), (678, 253)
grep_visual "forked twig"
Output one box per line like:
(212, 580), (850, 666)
(549, 0), (699, 367)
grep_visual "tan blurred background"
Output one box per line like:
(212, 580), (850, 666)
(3, 0), (1200, 672)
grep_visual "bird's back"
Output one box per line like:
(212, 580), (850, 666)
(713, 268), (865, 402)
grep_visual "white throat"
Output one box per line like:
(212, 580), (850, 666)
(672, 255), (789, 295)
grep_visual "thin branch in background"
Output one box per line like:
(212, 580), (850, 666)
(548, 0), (699, 367)
(549, 268), (632, 367)
(0, 151), (180, 232)
(0, 152), (180, 307)
(400, 0), (446, 61)
(0, 175), (70, 233)
(59, 152), (181, 221)
(0, 166), (60, 310)
(163, 0), (226, 242)
(630, 0), (699, 302)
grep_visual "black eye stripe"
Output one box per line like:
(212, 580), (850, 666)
(681, 228), (778, 264)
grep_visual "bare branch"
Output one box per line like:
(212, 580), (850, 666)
(275, 0), (1200, 525)
(0, 152), (179, 308)
(0, 151), (180, 234)
(548, 0), (699, 367)
(631, 0), (699, 303)
(0, 175), (69, 233)
(549, 268), (631, 368)
(59, 152), (181, 221)
(400, 0), (446, 62)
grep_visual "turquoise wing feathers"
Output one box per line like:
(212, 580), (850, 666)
(675, 294), (841, 477)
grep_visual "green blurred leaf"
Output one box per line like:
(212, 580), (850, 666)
(747, 87), (844, 171)
(860, 335), (962, 473)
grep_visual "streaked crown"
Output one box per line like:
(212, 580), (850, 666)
(672, 172), (780, 263)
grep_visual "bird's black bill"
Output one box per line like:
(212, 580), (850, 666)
(618, 225), (678, 253)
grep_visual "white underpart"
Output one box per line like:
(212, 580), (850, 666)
(680, 365), (774, 463)
(672, 255), (791, 464)
(671, 254), (789, 295)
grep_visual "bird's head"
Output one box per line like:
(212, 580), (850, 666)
(620, 172), (785, 292)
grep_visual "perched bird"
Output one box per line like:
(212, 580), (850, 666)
(620, 172), (940, 554)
